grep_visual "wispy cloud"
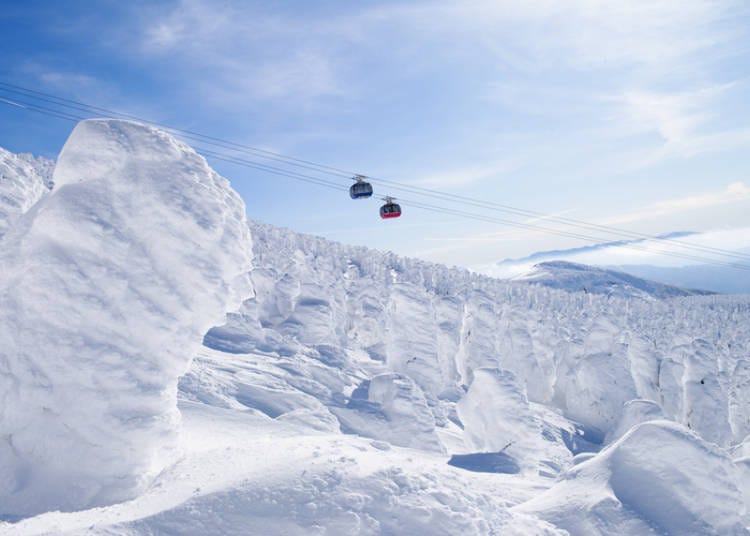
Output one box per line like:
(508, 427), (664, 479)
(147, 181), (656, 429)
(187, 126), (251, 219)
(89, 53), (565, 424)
(607, 83), (750, 163)
(407, 161), (519, 188)
(476, 226), (750, 278)
(16, 63), (113, 104)
(601, 182), (750, 225)
(361, 0), (744, 71)
(136, 0), (351, 106)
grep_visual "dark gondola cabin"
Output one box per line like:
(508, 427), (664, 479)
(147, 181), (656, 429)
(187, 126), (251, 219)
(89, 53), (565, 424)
(349, 176), (373, 199)
(380, 199), (401, 219)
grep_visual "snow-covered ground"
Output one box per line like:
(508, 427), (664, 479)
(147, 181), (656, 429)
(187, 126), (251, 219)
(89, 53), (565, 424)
(1, 121), (748, 535)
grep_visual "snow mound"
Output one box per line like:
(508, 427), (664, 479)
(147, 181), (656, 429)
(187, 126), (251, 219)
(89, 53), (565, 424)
(333, 373), (445, 453)
(514, 260), (714, 299)
(0, 147), (53, 239)
(456, 368), (561, 473)
(604, 399), (665, 444)
(518, 420), (748, 535)
(0, 119), (252, 517)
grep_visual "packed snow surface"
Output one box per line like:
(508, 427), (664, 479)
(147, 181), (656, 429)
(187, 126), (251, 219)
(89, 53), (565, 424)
(0, 120), (252, 516)
(1, 124), (749, 535)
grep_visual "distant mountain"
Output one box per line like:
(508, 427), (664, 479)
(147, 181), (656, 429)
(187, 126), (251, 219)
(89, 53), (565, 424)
(613, 262), (750, 295)
(513, 260), (716, 299)
(481, 236), (750, 295)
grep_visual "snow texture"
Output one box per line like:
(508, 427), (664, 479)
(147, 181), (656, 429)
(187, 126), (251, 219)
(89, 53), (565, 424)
(1, 126), (749, 535)
(0, 147), (53, 239)
(0, 120), (252, 516)
(208, 221), (750, 448)
(518, 421), (748, 535)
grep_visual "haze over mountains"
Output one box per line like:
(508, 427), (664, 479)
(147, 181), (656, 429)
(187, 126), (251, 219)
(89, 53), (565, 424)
(481, 236), (750, 295)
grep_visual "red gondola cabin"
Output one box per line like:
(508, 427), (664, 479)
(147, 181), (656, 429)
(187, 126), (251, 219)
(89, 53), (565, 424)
(380, 198), (401, 219)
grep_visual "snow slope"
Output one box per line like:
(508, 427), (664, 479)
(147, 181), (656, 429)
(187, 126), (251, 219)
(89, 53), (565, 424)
(519, 421), (747, 535)
(197, 220), (749, 533)
(512, 260), (715, 299)
(1, 124), (749, 535)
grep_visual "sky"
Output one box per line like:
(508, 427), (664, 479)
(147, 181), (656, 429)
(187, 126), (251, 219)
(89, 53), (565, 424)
(1, 0), (749, 274)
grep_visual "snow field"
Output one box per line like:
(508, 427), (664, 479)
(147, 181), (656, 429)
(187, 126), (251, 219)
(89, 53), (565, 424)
(0, 122), (748, 534)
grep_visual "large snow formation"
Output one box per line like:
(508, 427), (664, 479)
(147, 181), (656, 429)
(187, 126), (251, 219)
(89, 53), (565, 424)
(0, 120), (252, 516)
(518, 421), (747, 535)
(0, 132), (748, 534)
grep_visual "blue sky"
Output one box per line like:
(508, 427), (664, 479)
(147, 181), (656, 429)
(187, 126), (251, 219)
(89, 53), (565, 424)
(1, 0), (749, 270)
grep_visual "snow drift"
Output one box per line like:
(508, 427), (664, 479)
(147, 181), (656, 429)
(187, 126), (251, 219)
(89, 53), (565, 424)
(518, 421), (747, 535)
(0, 120), (252, 516)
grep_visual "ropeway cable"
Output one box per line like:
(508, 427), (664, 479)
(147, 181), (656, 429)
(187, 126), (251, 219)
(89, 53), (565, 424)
(2, 87), (749, 271)
(2, 80), (748, 263)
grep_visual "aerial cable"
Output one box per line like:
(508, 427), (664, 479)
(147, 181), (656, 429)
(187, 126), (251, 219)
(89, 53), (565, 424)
(0, 96), (348, 196)
(191, 147), (750, 271)
(368, 177), (750, 263)
(2, 84), (749, 269)
(7, 95), (749, 270)
(194, 147), (347, 193)
(398, 197), (750, 271)
(1, 81), (748, 263)
(0, 82), (354, 179)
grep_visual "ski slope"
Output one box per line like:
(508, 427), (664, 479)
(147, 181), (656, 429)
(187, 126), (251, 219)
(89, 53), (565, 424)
(1, 121), (748, 535)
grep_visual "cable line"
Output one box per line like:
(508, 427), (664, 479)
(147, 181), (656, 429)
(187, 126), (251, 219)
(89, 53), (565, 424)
(2, 82), (749, 270)
(185, 147), (750, 271)
(2, 81), (748, 262)
(2, 81), (748, 263)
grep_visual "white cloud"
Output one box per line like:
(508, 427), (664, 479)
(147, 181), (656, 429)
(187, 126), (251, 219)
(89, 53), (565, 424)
(476, 226), (750, 279)
(361, 0), (742, 69)
(132, 0), (745, 108)
(407, 161), (519, 188)
(137, 0), (348, 105)
(601, 182), (750, 225)
(606, 83), (750, 162)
